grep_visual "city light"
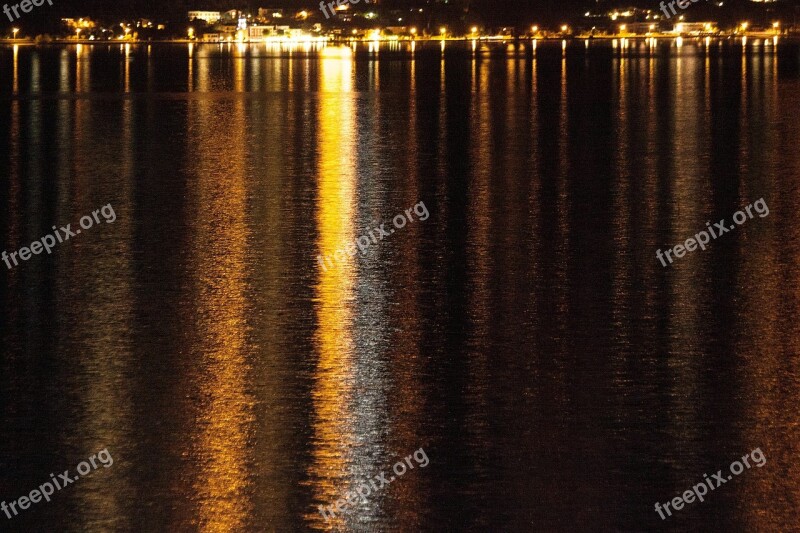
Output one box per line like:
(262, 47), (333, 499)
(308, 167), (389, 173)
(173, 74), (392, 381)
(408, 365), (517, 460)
(12, 28), (18, 39)
(0, 5), (771, 44)
(321, 46), (353, 59)
(0, 0), (782, 45)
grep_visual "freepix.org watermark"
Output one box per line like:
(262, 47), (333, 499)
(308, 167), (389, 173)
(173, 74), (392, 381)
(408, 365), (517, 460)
(319, 0), (371, 20)
(318, 448), (430, 521)
(657, 198), (769, 268)
(654, 447), (766, 520)
(3, 0), (54, 23)
(2, 449), (113, 520)
(2, 204), (116, 270)
(316, 201), (429, 273)
(659, 0), (708, 20)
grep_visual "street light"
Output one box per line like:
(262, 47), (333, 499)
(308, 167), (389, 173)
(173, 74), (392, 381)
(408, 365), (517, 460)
(12, 28), (18, 40)
(561, 25), (569, 33)
(531, 25), (538, 33)
(439, 26), (447, 37)
(188, 27), (195, 39)
(471, 26), (478, 35)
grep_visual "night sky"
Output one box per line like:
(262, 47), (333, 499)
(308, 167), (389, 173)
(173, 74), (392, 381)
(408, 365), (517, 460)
(44, 0), (594, 25)
(7, 0), (799, 30)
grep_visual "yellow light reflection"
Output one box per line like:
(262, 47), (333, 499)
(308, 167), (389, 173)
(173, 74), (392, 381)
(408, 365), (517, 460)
(124, 44), (131, 93)
(186, 51), (254, 533)
(321, 46), (353, 60)
(187, 43), (193, 92)
(12, 44), (18, 93)
(7, 44), (20, 283)
(308, 49), (358, 530)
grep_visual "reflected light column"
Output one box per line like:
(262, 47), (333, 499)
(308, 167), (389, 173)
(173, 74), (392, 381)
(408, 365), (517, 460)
(184, 50), (255, 533)
(308, 47), (358, 530)
(12, 44), (19, 93)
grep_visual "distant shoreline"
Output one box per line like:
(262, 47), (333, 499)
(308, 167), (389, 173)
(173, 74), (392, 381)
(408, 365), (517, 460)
(1, 33), (793, 46)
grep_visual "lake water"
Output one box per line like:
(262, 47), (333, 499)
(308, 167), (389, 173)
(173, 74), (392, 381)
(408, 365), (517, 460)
(1, 39), (799, 531)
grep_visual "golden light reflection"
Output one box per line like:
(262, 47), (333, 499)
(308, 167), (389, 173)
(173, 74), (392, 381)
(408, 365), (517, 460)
(123, 44), (131, 93)
(664, 41), (707, 448)
(308, 50), (358, 530)
(384, 60), (425, 530)
(728, 49), (798, 528)
(7, 45), (21, 288)
(554, 39), (570, 337)
(321, 45), (353, 59)
(185, 54), (254, 533)
(187, 44), (193, 92)
(75, 45), (89, 175)
(66, 162), (135, 533)
(75, 44), (89, 93)
(38, 46), (138, 529)
(12, 44), (18, 93)
(609, 30), (634, 390)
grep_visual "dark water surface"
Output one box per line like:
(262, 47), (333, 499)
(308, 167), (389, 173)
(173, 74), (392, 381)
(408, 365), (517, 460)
(1, 40), (799, 532)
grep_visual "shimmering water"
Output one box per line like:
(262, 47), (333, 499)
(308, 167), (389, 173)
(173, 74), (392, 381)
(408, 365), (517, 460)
(1, 39), (799, 531)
